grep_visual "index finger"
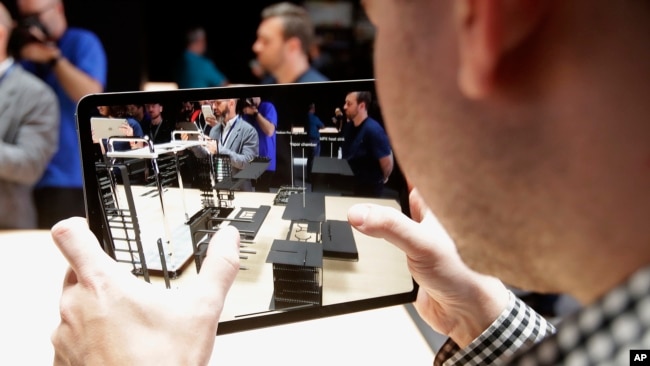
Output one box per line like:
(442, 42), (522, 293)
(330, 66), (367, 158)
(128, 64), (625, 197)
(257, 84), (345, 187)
(51, 217), (115, 282)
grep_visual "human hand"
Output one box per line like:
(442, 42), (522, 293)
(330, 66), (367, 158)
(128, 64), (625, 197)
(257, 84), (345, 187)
(91, 128), (99, 144)
(119, 122), (133, 136)
(205, 116), (217, 126)
(50, 217), (240, 365)
(20, 43), (60, 64)
(347, 189), (509, 347)
(206, 139), (218, 154)
(242, 106), (258, 116)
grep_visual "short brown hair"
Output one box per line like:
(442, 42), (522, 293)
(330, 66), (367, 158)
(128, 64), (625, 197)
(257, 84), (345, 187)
(353, 91), (373, 109)
(261, 2), (314, 56)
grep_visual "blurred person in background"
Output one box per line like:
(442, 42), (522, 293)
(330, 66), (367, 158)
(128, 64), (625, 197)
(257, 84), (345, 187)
(15, 0), (106, 228)
(253, 2), (328, 84)
(0, 3), (59, 229)
(175, 26), (228, 89)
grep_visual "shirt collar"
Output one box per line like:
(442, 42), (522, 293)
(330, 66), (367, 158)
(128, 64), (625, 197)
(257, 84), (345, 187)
(223, 114), (238, 129)
(0, 57), (14, 77)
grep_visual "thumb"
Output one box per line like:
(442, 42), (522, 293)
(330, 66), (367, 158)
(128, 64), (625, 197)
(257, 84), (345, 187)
(51, 217), (114, 283)
(197, 225), (240, 297)
(348, 203), (429, 260)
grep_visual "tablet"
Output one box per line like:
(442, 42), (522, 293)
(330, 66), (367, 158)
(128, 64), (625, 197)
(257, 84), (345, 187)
(75, 79), (417, 335)
(201, 103), (216, 120)
(176, 121), (201, 141)
(90, 117), (127, 140)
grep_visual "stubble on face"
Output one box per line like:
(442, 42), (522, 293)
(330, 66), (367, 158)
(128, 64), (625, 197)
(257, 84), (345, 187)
(213, 101), (229, 124)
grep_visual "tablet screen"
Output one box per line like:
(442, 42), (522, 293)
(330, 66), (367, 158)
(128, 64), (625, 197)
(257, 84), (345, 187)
(75, 80), (417, 334)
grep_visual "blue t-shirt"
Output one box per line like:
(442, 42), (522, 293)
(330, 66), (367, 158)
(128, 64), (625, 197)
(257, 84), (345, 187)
(261, 67), (328, 84)
(22, 28), (107, 189)
(242, 102), (278, 171)
(108, 118), (144, 152)
(176, 50), (226, 89)
(307, 112), (324, 140)
(342, 117), (392, 184)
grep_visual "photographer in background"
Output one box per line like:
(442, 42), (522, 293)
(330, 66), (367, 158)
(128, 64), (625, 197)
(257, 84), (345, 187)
(332, 107), (344, 132)
(14, 0), (106, 229)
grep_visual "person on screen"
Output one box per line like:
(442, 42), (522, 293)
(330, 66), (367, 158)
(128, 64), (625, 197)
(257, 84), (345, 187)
(241, 97), (278, 192)
(189, 99), (259, 180)
(0, 3), (59, 229)
(126, 104), (151, 129)
(304, 102), (324, 183)
(341, 91), (393, 197)
(142, 102), (175, 144)
(93, 105), (144, 152)
(48, 1), (650, 364)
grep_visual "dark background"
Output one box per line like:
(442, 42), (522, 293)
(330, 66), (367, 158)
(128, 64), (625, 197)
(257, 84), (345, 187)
(3, 0), (374, 92)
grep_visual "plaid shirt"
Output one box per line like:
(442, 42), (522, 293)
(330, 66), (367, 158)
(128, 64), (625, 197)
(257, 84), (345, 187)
(435, 266), (650, 365)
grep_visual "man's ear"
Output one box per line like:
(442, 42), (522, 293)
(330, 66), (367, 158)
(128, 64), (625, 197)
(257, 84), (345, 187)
(285, 36), (303, 54)
(455, 0), (549, 99)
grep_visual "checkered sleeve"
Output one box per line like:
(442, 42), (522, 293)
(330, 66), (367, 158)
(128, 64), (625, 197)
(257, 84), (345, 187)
(434, 291), (556, 366)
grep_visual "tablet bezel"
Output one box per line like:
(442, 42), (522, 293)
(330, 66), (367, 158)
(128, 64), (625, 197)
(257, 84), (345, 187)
(75, 79), (418, 335)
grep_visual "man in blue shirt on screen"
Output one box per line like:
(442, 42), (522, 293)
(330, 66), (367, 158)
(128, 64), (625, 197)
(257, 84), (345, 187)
(342, 91), (393, 197)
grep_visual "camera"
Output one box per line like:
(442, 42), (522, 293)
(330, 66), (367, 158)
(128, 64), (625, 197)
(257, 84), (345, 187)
(243, 98), (255, 108)
(8, 16), (51, 56)
(238, 98), (258, 116)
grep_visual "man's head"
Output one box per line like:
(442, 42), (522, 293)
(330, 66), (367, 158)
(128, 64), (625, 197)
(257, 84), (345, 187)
(252, 2), (313, 75)
(0, 3), (13, 59)
(212, 99), (236, 125)
(185, 26), (207, 55)
(362, 0), (650, 300)
(344, 91), (371, 125)
(126, 104), (145, 120)
(97, 105), (126, 118)
(97, 105), (109, 117)
(145, 103), (163, 121)
(16, 0), (67, 41)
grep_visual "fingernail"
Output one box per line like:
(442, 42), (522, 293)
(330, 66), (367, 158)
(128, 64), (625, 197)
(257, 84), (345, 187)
(348, 204), (370, 225)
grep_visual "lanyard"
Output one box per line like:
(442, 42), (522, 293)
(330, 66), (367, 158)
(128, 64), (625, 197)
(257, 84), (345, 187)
(150, 120), (162, 141)
(220, 118), (238, 147)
